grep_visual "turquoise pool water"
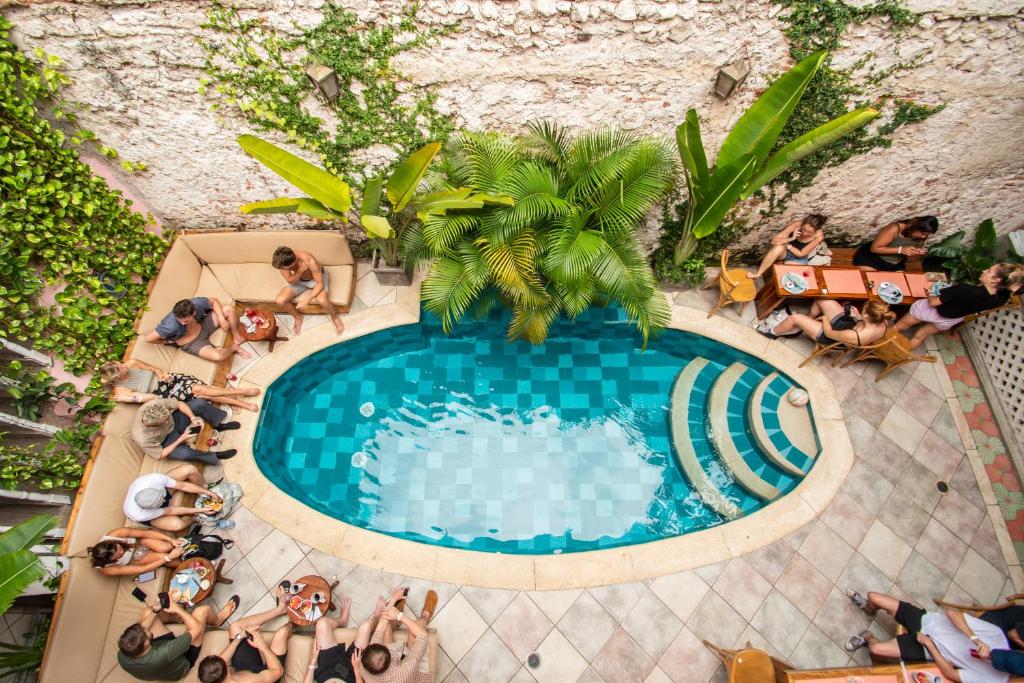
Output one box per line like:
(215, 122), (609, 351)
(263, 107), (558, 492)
(253, 308), (812, 554)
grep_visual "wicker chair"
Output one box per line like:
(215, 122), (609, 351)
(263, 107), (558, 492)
(704, 250), (757, 319)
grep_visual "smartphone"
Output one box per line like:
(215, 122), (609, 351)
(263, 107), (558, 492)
(159, 592), (170, 610)
(136, 570), (157, 583)
(188, 426), (202, 435)
(131, 587), (147, 603)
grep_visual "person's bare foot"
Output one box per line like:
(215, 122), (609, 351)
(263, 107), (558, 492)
(338, 597), (351, 627)
(275, 585), (287, 609)
(292, 314), (304, 335)
(243, 388), (260, 396)
(746, 271), (759, 279)
(332, 315), (345, 335)
(232, 343), (252, 359)
(242, 402), (259, 413)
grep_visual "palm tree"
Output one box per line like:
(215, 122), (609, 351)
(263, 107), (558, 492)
(404, 122), (676, 344)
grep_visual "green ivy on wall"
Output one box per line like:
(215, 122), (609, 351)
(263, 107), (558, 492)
(199, 1), (455, 186)
(0, 17), (167, 378)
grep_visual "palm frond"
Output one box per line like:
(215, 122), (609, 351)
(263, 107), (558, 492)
(478, 229), (540, 302)
(587, 140), (676, 234)
(543, 210), (606, 282)
(420, 243), (491, 333)
(507, 297), (562, 345)
(521, 119), (571, 166)
(422, 213), (481, 256)
(554, 277), (596, 318)
(591, 234), (669, 343)
(461, 131), (522, 195)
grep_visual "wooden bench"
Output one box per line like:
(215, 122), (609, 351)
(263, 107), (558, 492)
(828, 246), (923, 272)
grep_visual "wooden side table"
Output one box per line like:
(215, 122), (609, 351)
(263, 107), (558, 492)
(163, 557), (232, 605)
(284, 574), (338, 627)
(239, 309), (288, 352)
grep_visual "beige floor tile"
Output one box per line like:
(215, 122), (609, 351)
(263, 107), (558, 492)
(950, 456), (986, 506)
(686, 591), (747, 648)
(898, 377), (947, 426)
(954, 549), (1007, 605)
(510, 666), (535, 682)
(435, 645), (456, 682)
(212, 557), (269, 616)
(649, 570), (710, 623)
(621, 591), (683, 661)
(492, 592), (554, 662)
(972, 513), (1009, 572)
(442, 668), (469, 683)
(820, 491), (875, 548)
(644, 665), (674, 683)
(335, 565), (395, 624)
(798, 521), (856, 583)
(694, 560), (728, 584)
(838, 553), (894, 598)
(895, 551), (952, 609)
(224, 500), (275, 555)
(878, 404), (928, 455)
(912, 361), (944, 398)
(896, 460), (943, 514)
(457, 628), (521, 682)
(858, 520), (913, 580)
(863, 363), (911, 400)
(931, 404), (967, 454)
(246, 528), (306, 590)
(712, 557), (772, 621)
(305, 547), (357, 586)
(775, 553), (832, 620)
(933, 486), (986, 540)
(812, 587), (873, 652)
(842, 461), (894, 515)
(577, 667), (607, 682)
(877, 492), (931, 547)
(750, 590), (809, 658)
(557, 592), (617, 661)
(526, 588), (582, 624)
(789, 623), (851, 670)
(915, 517), (969, 578)
(433, 592), (488, 664)
(657, 626), (723, 683)
(733, 624), (785, 659)
(531, 628), (589, 683)
(591, 628), (656, 683)
(843, 380), (890, 427)
(588, 581), (647, 623)
(461, 586), (519, 625)
(741, 539), (797, 584)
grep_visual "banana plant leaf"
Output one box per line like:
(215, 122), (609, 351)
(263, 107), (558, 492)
(237, 135), (351, 214)
(675, 109), (709, 201)
(0, 515), (56, 557)
(715, 51), (827, 170)
(691, 154), (757, 239)
(477, 194), (515, 206)
(415, 188), (485, 221)
(240, 197), (303, 214)
(742, 107), (879, 196)
(973, 218), (997, 255)
(361, 176), (383, 218)
(0, 551), (44, 617)
(360, 215), (394, 239)
(294, 198), (340, 220)
(386, 142), (441, 213)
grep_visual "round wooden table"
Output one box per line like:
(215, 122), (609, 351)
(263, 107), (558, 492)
(284, 574), (334, 626)
(239, 308), (288, 352)
(163, 557), (217, 605)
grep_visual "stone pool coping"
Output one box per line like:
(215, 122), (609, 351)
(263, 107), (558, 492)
(221, 290), (854, 590)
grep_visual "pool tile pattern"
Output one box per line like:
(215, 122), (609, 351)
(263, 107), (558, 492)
(213, 272), (1021, 682)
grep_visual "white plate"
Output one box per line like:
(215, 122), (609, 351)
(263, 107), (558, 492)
(781, 272), (808, 294)
(877, 282), (904, 305)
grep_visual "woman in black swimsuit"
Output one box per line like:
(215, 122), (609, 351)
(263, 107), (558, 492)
(757, 298), (895, 346)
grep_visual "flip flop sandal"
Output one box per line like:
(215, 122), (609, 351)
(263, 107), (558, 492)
(279, 580), (291, 593)
(220, 595), (240, 625)
(420, 589), (438, 625)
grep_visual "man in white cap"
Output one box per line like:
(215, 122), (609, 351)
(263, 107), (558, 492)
(123, 464), (221, 532)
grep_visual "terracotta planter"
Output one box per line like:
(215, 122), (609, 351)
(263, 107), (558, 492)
(371, 250), (413, 287)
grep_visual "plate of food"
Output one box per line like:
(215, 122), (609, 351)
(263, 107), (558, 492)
(780, 272), (808, 294)
(197, 495), (223, 512)
(877, 281), (904, 305)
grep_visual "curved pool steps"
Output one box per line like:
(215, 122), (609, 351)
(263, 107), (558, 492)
(707, 363), (783, 501)
(749, 373), (818, 475)
(669, 359), (742, 520)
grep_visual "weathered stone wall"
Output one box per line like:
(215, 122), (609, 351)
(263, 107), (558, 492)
(6, 0), (1024, 253)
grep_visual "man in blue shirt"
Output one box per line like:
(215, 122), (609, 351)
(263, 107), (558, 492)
(145, 297), (251, 361)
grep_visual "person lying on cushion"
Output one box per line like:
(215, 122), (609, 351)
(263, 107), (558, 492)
(746, 213), (829, 279)
(123, 465), (220, 533)
(130, 397), (239, 465)
(145, 297), (251, 361)
(756, 298), (894, 347)
(100, 359), (260, 412)
(197, 585), (293, 683)
(853, 215), (938, 271)
(88, 527), (187, 578)
(894, 263), (1024, 350)
(844, 589), (1019, 683)
(272, 246), (345, 336)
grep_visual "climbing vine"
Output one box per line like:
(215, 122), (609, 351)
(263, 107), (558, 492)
(198, 1), (456, 185)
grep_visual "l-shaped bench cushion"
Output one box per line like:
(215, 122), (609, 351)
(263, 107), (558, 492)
(137, 240), (203, 334)
(181, 230), (354, 266)
(207, 263), (355, 309)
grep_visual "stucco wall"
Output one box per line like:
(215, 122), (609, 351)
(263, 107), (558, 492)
(6, 0), (1024, 251)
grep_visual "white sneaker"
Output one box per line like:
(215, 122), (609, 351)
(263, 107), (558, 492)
(765, 307), (790, 327)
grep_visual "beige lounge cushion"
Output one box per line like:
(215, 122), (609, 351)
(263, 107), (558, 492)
(129, 333), (223, 387)
(97, 567), (175, 682)
(100, 404), (138, 438)
(42, 560), (119, 682)
(137, 240), (202, 334)
(208, 263), (355, 309)
(195, 267), (234, 308)
(182, 230), (354, 266)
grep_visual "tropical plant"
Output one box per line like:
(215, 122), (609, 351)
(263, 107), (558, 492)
(673, 50), (879, 263)
(404, 123), (676, 344)
(2, 362), (75, 422)
(237, 135), (505, 267)
(929, 219), (1023, 284)
(0, 515), (58, 679)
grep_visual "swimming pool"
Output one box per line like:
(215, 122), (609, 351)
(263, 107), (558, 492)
(253, 308), (819, 554)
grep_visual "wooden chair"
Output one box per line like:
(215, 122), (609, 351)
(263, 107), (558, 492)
(934, 593), (1024, 616)
(703, 250), (757, 319)
(841, 330), (937, 380)
(799, 338), (855, 368)
(703, 641), (791, 683)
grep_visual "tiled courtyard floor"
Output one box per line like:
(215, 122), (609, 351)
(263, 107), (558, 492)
(198, 269), (1022, 683)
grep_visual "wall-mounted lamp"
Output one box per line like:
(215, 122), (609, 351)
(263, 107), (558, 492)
(714, 58), (750, 99)
(306, 64), (340, 102)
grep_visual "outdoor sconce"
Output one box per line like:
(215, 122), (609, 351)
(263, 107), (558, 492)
(306, 64), (340, 102)
(714, 59), (750, 99)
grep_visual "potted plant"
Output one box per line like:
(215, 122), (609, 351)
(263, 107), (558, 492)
(237, 135), (505, 286)
(929, 218), (1023, 283)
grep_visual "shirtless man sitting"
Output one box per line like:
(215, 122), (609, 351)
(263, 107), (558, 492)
(197, 586), (294, 683)
(145, 297), (251, 361)
(272, 246), (344, 335)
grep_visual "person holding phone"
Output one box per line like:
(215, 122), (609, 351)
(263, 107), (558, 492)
(853, 215), (938, 271)
(87, 527), (188, 577)
(130, 397), (241, 465)
(197, 585), (293, 683)
(123, 465), (222, 532)
(300, 589), (402, 683)
(118, 591), (239, 681)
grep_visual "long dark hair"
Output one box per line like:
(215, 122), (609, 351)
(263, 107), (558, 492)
(899, 216), (938, 236)
(88, 540), (126, 567)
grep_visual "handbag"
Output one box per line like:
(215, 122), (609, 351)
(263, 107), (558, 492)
(806, 241), (832, 266)
(180, 525), (233, 561)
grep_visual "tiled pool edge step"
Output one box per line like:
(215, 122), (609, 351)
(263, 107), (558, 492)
(668, 359), (742, 520)
(748, 372), (816, 477)
(707, 363), (781, 501)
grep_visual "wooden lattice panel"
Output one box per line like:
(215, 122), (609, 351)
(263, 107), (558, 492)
(963, 306), (1024, 451)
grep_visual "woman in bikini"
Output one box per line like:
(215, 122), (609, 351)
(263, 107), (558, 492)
(88, 527), (188, 578)
(100, 358), (260, 412)
(746, 214), (828, 280)
(757, 298), (895, 346)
